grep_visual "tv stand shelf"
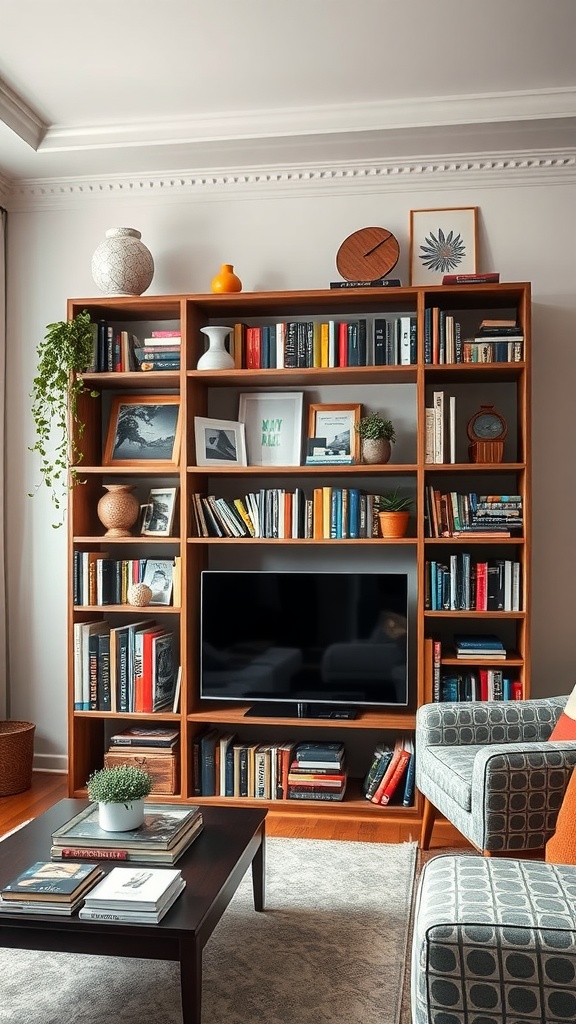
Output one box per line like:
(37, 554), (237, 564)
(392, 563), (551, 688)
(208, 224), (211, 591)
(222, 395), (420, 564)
(66, 284), (531, 842)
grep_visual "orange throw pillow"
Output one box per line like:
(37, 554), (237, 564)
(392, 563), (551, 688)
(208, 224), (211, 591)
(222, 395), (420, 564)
(549, 688), (576, 740)
(546, 766), (576, 864)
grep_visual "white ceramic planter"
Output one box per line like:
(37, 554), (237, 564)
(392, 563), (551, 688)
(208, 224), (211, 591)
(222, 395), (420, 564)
(197, 325), (234, 370)
(98, 798), (145, 832)
(91, 227), (154, 296)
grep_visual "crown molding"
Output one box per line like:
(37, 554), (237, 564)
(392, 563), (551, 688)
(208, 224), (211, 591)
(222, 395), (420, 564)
(0, 77), (45, 150)
(35, 87), (576, 154)
(5, 150), (576, 212)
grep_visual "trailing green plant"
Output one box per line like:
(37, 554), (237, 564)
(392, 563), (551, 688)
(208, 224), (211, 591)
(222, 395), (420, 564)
(86, 765), (153, 805)
(29, 310), (98, 523)
(378, 488), (414, 512)
(355, 412), (396, 443)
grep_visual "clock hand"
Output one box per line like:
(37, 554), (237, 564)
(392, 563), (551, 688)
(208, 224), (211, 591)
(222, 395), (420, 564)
(363, 232), (392, 258)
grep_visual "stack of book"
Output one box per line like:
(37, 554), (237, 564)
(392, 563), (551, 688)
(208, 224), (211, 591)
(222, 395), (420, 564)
(364, 736), (414, 806)
(104, 726), (180, 797)
(288, 742), (347, 801)
(0, 860), (104, 915)
(134, 331), (181, 371)
(454, 634), (506, 660)
(78, 866), (185, 923)
(50, 802), (203, 864)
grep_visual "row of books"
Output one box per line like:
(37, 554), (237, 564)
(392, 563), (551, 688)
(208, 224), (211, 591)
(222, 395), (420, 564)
(88, 324), (181, 373)
(362, 736), (415, 806)
(73, 554), (179, 607)
(232, 316), (418, 369)
(73, 619), (178, 713)
(429, 637), (523, 703)
(425, 390), (456, 464)
(424, 311), (523, 364)
(425, 489), (523, 538)
(190, 488), (385, 540)
(425, 557), (521, 611)
(437, 669), (523, 702)
(51, 802), (203, 868)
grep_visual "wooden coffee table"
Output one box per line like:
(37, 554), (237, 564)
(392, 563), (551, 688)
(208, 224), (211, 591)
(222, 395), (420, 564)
(0, 799), (267, 1024)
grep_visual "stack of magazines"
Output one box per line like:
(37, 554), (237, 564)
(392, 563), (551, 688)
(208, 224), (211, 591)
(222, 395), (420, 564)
(78, 866), (185, 923)
(50, 803), (203, 864)
(0, 860), (104, 915)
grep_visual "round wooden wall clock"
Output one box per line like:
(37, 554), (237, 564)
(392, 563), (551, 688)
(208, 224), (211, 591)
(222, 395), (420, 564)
(467, 404), (508, 463)
(336, 227), (400, 282)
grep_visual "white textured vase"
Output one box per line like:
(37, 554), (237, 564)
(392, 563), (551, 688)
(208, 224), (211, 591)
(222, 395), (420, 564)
(98, 799), (145, 832)
(91, 227), (154, 296)
(197, 325), (234, 370)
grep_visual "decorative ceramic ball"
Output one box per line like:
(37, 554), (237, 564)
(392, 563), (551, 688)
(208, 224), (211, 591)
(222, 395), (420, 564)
(127, 583), (153, 607)
(91, 227), (154, 296)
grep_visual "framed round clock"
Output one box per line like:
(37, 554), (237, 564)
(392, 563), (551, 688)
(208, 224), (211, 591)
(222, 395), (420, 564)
(336, 227), (400, 283)
(467, 404), (508, 463)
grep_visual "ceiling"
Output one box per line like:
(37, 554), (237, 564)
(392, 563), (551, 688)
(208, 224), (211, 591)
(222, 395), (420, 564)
(1, 0), (576, 184)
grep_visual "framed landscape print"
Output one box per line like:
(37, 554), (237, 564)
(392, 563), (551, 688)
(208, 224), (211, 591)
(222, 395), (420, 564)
(238, 391), (303, 466)
(193, 417), (247, 467)
(141, 487), (178, 537)
(103, 395), (182, 467)
(409, 207), (478, 285)
(306, 403), (361, 465)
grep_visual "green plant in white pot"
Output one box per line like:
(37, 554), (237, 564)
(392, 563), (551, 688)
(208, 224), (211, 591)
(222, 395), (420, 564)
(355, 413), (396, 464)
(87, 765), (153, 832)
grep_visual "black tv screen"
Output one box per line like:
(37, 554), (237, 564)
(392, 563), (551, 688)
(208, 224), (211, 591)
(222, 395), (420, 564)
(200, 570), (409, 711)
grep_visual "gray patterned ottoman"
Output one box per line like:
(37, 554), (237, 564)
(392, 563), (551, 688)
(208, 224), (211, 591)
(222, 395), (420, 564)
(411, 855), (576, 1024)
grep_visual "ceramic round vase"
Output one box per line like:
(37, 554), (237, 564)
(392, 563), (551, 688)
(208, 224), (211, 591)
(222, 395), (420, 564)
(98, 798), (145, 832)
(361, 438), (392, 465)
(97, 484), (140, 537)
(210, 263), (242, 293)
(127, 582), (153, 607)
(91, 227), (154, 296)
(378, 511), (410, 539)
(197, 325), (234, 370)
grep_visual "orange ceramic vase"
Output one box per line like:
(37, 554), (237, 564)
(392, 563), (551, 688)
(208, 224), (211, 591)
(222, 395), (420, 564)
(211, 263), (242, 293)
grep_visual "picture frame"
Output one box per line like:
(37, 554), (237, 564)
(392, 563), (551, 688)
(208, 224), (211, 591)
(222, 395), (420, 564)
(238, 391), (303, 466)
(306, 403), (361, 465)
(193, 417), (247, 467)
(409, 207), (478, 286)
(142, 558), (174, 606)
(140, 487), (178, 537)
(103, 395), (182, 467)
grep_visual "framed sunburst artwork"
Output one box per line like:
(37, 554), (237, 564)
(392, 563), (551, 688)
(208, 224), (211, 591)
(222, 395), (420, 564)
(409, 207), (478, 285)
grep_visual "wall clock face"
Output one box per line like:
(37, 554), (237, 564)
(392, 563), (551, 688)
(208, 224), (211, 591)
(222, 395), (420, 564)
(467, 405), (508, 442)
(336, 227), (400, 282)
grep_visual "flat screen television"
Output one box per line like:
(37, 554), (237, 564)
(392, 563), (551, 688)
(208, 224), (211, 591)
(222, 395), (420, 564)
(200, 570), (409, 718)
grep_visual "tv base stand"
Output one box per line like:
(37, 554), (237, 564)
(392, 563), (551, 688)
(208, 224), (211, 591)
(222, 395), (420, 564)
(244, 703), (357, 720)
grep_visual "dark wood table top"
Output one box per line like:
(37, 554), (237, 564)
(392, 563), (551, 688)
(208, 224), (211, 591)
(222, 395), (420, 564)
(0, 799), (267, 946)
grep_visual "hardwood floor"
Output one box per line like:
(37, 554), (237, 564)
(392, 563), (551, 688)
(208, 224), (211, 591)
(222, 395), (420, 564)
(0, 772), (471, 847)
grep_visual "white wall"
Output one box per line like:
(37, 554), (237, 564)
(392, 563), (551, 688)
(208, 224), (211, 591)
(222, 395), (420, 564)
(6, 170), (576, 769)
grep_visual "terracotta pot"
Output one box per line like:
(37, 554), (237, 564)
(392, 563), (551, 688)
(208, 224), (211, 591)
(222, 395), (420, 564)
(361, 438), (392, 465)
(378, 511), (410, 538)
(97, 484), (140, 537)
(210, 263), (242, 293)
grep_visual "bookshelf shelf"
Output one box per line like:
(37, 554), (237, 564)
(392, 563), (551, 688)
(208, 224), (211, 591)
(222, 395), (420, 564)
(66, 283), (531, 839)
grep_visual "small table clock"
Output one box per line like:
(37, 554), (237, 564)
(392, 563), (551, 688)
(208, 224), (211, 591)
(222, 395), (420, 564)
(467, 404), (507, 463)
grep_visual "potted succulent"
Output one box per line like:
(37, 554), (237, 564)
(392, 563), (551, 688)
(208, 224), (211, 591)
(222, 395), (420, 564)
(377, 488), (414, 539)
(355, 413), (396, 464)
(29, 310), (98, 524)
(87, 764), (153, 832)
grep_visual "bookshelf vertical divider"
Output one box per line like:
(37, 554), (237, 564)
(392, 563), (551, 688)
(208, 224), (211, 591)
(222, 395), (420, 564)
(66, 284), (531, 840)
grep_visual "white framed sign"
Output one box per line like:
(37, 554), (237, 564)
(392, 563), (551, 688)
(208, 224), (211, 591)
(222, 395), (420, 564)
(238, 391), (303, 466)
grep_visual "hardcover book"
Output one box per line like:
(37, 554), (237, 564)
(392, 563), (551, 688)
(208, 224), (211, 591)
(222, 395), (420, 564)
(109, 726), (180, 748)
(52, 803), (202, 850)
(82, 866), (183, 911)
(1, 860), (103, 902)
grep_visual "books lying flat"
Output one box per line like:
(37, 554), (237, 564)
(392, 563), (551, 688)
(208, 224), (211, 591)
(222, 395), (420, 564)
(82, 865), (183, 911)
(52, 803), (202, 852)
(79, 879), (185, 924)
(51, 816), (203, 865)
(1, 860), (103, 902)
(0, 895), (90, 915)
(109, 726), (180, 748)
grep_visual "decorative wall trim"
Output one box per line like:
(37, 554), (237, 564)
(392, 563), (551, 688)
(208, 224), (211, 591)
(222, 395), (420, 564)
(5, 151), (576, 211)
(0, 77), (45, 150)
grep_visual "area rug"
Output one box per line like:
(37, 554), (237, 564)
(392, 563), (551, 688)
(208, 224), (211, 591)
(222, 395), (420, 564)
(0, 835), (417, 1024)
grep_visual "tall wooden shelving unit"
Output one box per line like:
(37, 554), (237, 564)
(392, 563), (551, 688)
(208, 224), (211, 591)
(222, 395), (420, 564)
(67, 283), (531, 841)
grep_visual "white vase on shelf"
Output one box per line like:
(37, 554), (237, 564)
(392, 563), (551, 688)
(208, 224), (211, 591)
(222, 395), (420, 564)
(91, 227), (154, 296)
(197, 325), (234, 370)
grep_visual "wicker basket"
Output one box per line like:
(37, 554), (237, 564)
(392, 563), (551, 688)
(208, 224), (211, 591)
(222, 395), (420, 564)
(0, 721), (35, 796)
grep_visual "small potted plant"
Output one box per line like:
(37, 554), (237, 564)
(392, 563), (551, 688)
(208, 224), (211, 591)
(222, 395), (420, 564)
(355, 413), (396, 464)
(377, 488), (414, 538)
(87, 764), (153, 832)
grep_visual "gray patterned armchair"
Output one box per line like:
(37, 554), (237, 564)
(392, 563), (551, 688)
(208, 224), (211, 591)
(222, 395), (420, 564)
(415, 695), (576, 854)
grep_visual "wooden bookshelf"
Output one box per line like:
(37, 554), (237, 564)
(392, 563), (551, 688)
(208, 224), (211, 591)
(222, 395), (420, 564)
(66, 284), (530, 839)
